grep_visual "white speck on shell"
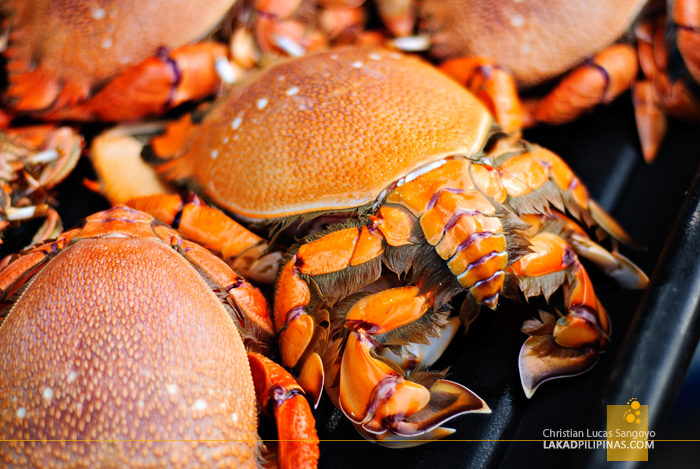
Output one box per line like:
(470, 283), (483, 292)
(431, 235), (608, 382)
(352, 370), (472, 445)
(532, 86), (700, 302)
(67, 371), (77, 383)
(92, 8), (106, 20)
(167, 384), (178, 394)
(101, 38), (113, 49)
(193, 399), (207, 410)
(352, 61), (363, 68)
(43, 387), (53, 400)
(389, 52), (403, 60)
(286, 86), (300, 96)
(231, 413), (239, 423)
(211, 150), (219, 159)
(510, 14), (524, 27)
(223, 137), (229, 144)
(369, 52), (381, 61)
(16, 408), (26, 418)
(330, 54), (339, 60)
(256, 98), (268, 110)
(232, 117), (243, 130)
(137, 400), (145, 408)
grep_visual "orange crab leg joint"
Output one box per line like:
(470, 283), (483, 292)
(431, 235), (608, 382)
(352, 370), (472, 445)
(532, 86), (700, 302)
(497, 153), (550, 198)
(345, 286), (432, 334)
(439, 57), (524, 133)
(509, 232), (574, 278)
(38, 42), (229, 122)
(128, 193), (266, 261)
(511, 232), (608, 350)
(386, 159), (475, 216)
(247, 353), (319, 469)
(275, 225), (386, 369)
(372, 206), (415, 246)
(523, 44), (638, 127)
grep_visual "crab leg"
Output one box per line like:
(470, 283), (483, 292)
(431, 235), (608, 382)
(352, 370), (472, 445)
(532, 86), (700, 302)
(27, 42), (231, 121)
(150, 221), (275, 348)
(274, 223), (384, 403)
(323, 286), (490, 442)
(247, 353), (319, 469)
(674, 0), (700, 83)
(128, 194), (278, 283)
(439, 57), (524, 133)
(634, 16), (700, 162)
(520, 44), (638, 128)
(519, 212), (648, 290)
(509, 230), (610, 398)
(489, 143), (642, 248)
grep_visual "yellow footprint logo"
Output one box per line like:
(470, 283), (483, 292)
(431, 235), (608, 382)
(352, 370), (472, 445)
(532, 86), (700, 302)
(623, 398), (642, 424)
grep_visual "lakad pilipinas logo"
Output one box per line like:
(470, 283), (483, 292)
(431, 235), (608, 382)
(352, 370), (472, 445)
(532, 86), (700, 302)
(607, 398), (655, 461)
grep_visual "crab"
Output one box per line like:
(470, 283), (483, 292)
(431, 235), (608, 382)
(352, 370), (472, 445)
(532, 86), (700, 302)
(0, 0), (245, 122)
(0, 125), (83, 243)
(90, 46), (648, 444)
(375, 0), (700, 163)
(0, 205), (318, 468)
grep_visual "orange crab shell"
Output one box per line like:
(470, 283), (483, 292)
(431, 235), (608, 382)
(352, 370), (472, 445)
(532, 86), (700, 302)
(417, 0), (646, 87)
(0, 208), (260, 467)
(3, 0), (235, 111)
(159, 46), (492, 220)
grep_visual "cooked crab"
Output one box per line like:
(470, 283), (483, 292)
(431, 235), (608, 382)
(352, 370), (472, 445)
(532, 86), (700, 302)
(1, 0), (243, 122)
(380, 0), (700, 162)
(90, 46), (648, 444)
(0, 205), (318, 468)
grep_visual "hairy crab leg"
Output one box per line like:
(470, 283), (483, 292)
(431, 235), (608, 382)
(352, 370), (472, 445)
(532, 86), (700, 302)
(510, 230), (610, 398)
(520, 212), (648, 290)
(247, 352), (319, 469)
(326, 286), (490, 442)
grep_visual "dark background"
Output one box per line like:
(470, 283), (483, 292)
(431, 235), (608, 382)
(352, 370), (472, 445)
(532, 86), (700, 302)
(1, 91), (698, 467)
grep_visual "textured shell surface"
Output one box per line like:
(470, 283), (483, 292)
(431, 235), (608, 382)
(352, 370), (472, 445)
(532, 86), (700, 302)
(178, 46), (493, 219)
(419, 0), (646, 87)
(0, 237), (259, 468)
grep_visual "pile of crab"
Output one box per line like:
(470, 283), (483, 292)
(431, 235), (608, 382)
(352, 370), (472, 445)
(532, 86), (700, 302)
(1, 0), (698, 467)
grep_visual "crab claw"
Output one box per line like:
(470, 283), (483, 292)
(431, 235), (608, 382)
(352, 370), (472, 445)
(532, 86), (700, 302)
(519, 335), (599, 399)
(518, 310), (601, 399)
(338, 331), (489, 443)
(389, 379), (491, 436)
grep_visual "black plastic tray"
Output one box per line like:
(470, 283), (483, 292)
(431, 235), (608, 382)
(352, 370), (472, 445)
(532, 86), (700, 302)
(1, 91), (698, 469)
